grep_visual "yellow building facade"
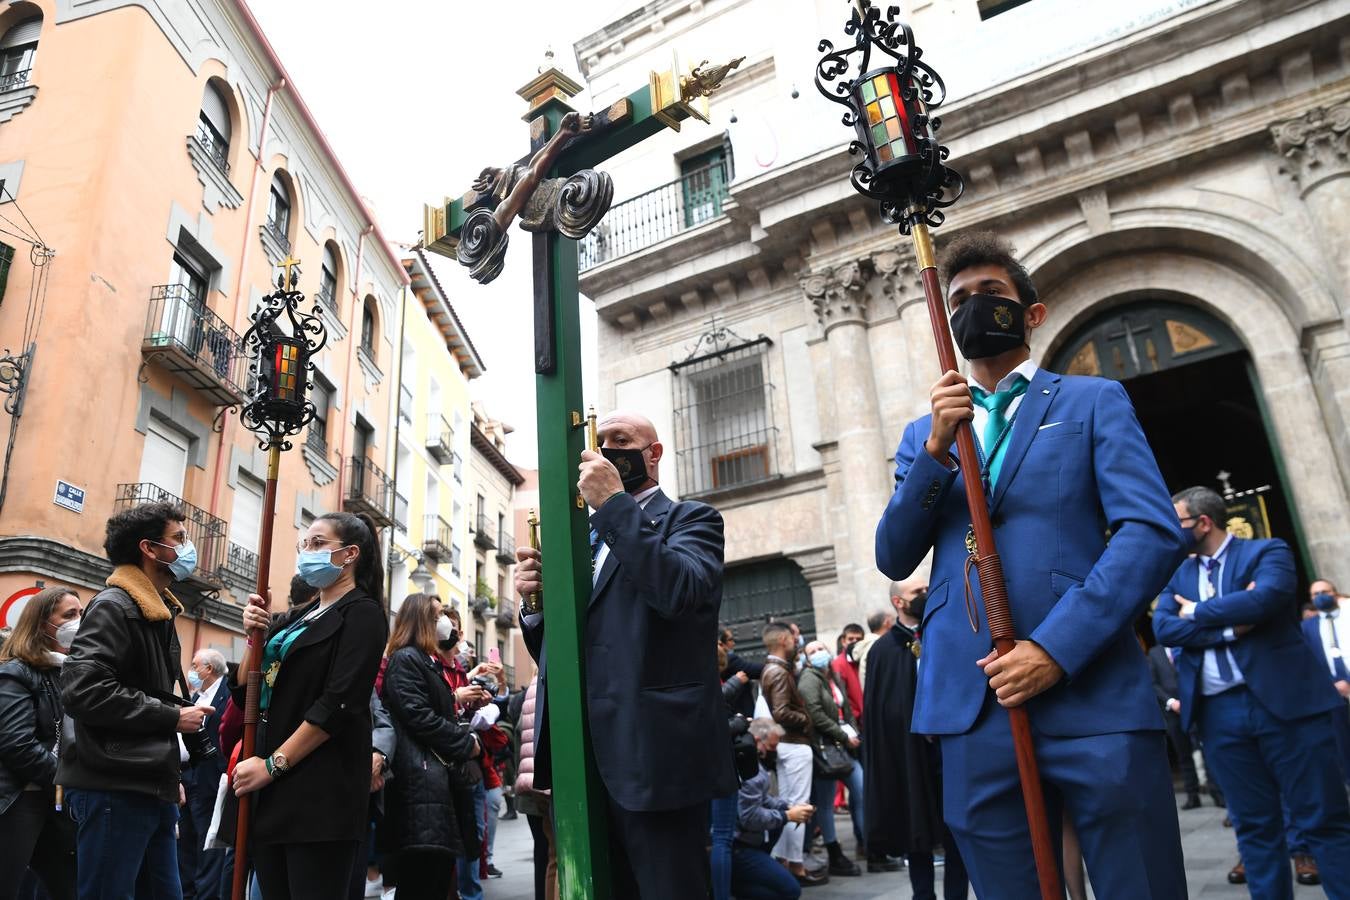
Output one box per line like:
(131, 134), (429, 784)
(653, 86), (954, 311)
(0, 0), (407, 663)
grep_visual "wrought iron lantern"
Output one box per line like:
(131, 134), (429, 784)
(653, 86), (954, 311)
(240, 259), (326, 449)
(816, 2), (963, 231)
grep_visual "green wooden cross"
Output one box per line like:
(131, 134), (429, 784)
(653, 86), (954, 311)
(422, 53), (741, 899)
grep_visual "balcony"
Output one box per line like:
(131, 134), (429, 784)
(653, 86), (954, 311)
(398, 384), (413, 428)
(262, 217), (291, 255)
(316, 283), (338, 317)
(343, 457), (395, 528)
(495, 597), (516, 630)
(422, 514), (452, 562)
(469, 592), (492, 619)
(426, 414), (453, 465)
(220, 542), (258, 591)
(473, 513), (496, 550)
(578, 158), (730, 272)
(1, 68), (30, 93)
(114, 483), (226, 592)
(393, 492), (409, 532)
(142, 285), (247, 407)
(495, 532), (516, 566)
(192, 120), (230, 175)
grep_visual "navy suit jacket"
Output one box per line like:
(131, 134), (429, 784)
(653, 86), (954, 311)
(186, 676), (230, 787)
(1300, 615), (1340, 684)
(1153, 537), (1340, 731)
(876, 368), (1186, 736)
(522, 488), (736, 812)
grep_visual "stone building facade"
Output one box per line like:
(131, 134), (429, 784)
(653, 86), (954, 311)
(572, 0), (1350, 648)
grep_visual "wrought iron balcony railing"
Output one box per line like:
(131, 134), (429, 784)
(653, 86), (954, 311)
(578, 159), (730, 272)
(114, 483), (226, 591)
(0, 69), (30, 93)
(495, 532), (516, 566)
(398, 384), (414, 426)
(263, 217), (291, 254)
(423, 514), (452, 562)
(316, 283), (338, 317)
(142, 284), (248, 406)
(343, 456), (395, 528)
(473, 513), (496, 550)
(305, 427), (329, 459)
(426, 414), (453, 465)
(393, 492), (409, 533)
(221, 541), (259, 589)
(495, 597), (517, 630)
(470, 592), (492, 618)
(192, 121), (230, 175)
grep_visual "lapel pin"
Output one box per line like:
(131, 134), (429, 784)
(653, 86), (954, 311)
(1041, 389), (1050, 394)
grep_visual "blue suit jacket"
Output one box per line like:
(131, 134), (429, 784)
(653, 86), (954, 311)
(1153, 538), (1340, 731)
(1300, 615), (1342, 684)
(521, 488), (736, 812)
(876, 368), (1185, 736)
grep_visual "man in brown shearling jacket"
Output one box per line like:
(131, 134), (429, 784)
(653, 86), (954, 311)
(759, 621), (823, 887)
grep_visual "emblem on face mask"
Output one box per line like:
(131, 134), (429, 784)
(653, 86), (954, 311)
(994, 305), (1013, 329)
(613, 456), (632, 477)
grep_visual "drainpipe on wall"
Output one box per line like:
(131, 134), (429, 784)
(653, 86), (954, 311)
(385, 282), (410, 609)
(335, 225), (372, 502)
(208, 77), (284, 524)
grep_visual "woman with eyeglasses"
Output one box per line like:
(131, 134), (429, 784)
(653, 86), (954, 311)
(229, 512), (389, 900)
(0, 587), (81, 900)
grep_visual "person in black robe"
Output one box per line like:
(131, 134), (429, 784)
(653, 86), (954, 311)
(863, 582), (969, 900)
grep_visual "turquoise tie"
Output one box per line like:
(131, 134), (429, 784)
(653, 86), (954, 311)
(970, 375), (1028, 488)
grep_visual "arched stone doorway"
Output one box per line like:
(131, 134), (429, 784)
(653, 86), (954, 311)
(1048, 299), (1309, 581)
(720, 557), (818, 661)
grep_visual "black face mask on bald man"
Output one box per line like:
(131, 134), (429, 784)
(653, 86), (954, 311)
(602, 444), (652, 492)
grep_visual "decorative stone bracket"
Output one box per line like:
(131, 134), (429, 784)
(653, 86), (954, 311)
(801, 260), (868, 333)
(1271, 101), (1350, 195)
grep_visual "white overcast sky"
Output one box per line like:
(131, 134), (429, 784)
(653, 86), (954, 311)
(249, 0), (639, 467)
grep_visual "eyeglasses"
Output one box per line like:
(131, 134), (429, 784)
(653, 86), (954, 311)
(1177, 516), (1201, 527)
(297, 537), (342, 553)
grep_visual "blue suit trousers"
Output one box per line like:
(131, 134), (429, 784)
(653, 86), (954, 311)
(941, 699), (1186, 900)
(1197, 687), (1350, 900)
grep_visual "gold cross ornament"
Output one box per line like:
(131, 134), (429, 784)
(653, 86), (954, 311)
(279, 254), (302, 291)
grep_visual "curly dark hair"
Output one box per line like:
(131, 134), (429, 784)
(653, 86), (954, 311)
(104, 502), (187, 566)
(939, 231), (1039, 305)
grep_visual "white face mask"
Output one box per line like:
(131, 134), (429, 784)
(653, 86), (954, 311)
(435, 616), (454, 641)
(53, 620), (80, 650)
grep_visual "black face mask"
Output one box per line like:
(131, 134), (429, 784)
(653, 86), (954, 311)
(602, 445), (652, 492)
(950, 294), (1026, 360)
(437, 629), (460, 652)
(909, 590), (928, 621)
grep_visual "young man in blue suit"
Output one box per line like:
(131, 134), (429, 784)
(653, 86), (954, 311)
(876, 232), (1189, 899)
(515, 410), (736, 900)
(1155, 494), (1350, 900)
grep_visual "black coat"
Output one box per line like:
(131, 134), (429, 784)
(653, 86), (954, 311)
(183, 676), (230, 791)
(380, 646), (479, 858)
(522, 489), (737, 812)
(1146, 644), (1180, 709)
(0, 658), (62, 813)
(58, 584), (184, 802)
(862, 624), (944, 856)
(227, 589), (387, 845)
(720, 651), (764, 719)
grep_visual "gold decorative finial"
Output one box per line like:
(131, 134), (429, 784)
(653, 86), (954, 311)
(279, 254), (302, 291)
(682, 56), (746, 101)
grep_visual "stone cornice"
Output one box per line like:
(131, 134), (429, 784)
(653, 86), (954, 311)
(1271, 100), (1350, 195)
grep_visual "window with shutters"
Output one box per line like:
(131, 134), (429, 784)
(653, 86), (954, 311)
(319, 243), (340, 315)
(0, 16), (40, 93)
(0, 242), (14, 306)
(308, 373), (334, 457)
(138, 419), (190, 498)
(266, 172), (291, 248)
(359, 297), (378, 362)
(671, 329), (778, 496)
(196, 82), (231, 174)
(231, 473), (264, 554)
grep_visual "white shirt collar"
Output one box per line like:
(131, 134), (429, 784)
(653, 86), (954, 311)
(1200, 533), (1234, 566)
(972, 358), (1040, 395)
(632, 485), (661, 507)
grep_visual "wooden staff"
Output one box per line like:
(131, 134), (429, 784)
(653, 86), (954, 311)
(232, 440), (281, 900)
(909, 217), (1062, 899)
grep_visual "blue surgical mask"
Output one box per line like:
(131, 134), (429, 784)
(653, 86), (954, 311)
(154, 540), (198, 581)
(1313, 592), (1338, 613)
(187, 670), (203, 692)
(809, 650), (832, 670)
(297, 547), (346, 588)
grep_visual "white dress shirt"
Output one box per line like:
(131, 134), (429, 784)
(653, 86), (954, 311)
(1316, 599), (1350, 682)
(970, 359), (1041, 455)
(1195, 534), (1246, 696)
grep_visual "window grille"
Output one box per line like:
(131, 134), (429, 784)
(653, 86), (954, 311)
(671, 326), (776, 496)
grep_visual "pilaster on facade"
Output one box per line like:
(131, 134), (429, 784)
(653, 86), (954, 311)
(1271, 100), (1350, 195)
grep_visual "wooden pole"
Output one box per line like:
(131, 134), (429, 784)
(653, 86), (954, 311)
(231, 440), (281, 900)
(909, 220), (1063, 900)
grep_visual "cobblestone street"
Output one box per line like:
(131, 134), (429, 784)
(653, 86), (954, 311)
(482, 793), (1326, 899)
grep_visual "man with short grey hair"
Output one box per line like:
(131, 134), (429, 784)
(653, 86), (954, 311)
(184, 648), (231, 900)
(858, 589), (907, 691)
(734, 717), (813, 899)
